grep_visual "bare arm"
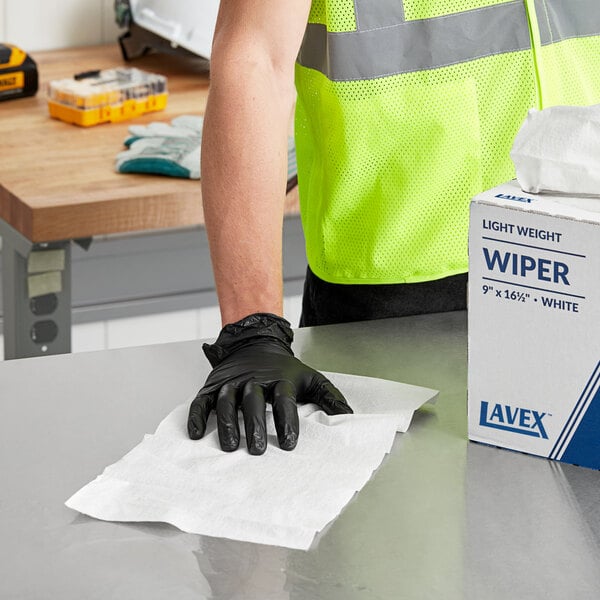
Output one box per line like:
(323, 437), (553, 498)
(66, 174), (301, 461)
(202, 0), (312, 326)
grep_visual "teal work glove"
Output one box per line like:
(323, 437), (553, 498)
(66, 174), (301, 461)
(123, 115), (204, 146)
(115, 115), (203, 178)
(116, 114), (298, 183)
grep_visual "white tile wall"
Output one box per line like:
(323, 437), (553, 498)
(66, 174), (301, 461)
(72, 320), (106, 353)
(284, 294), (303, 327)
(197, 304), (221, 341)
(4, 0), (123, 51)
(6, 0), (101, 51)
(0, 296), (304, 359)
(106, 309), (200, 350)
(101, 0), (122, 45)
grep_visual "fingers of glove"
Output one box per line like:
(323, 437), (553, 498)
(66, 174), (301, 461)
(187, 392), (217, 440)
(128, 122), (185, 138)
(310, 378), (353, 416)
(271, 380), (300, 451)
(241, 382), (267, 456)
(171, 115), (204, 135)
(216, 384), (240, 452)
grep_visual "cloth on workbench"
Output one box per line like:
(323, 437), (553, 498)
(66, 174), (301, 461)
(116, 115), (203, 178)
(511, 104), (600, 196)
(115, 115), (298, 183)
(65, 371), (437, 550)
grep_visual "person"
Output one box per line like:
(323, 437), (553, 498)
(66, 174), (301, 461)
(187, 0), (600, 454)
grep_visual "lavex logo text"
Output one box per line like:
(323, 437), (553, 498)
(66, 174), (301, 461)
(495, 193), (534, 204)
(479, 401), (549, 438)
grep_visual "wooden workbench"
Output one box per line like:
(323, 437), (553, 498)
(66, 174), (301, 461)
(0, 44), (301, 359)
(0, 44), (298, 241)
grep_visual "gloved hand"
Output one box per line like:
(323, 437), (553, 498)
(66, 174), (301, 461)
(115, 115), (203, 179)
(188, 313), (353, 455)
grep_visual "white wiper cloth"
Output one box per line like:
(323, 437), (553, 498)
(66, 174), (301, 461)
(511, 104), (600, 196)
(65, 372), (437, 550)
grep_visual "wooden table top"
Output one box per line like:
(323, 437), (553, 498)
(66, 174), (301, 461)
(0, 44), (299, 243)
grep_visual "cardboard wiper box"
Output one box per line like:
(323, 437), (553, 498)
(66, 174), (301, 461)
(468, 181), (600, 469)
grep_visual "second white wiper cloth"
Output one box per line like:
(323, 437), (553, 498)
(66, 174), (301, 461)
(65, 372), (437, 550)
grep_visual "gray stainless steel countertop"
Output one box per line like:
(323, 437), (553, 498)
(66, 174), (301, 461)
(1, 311), (599, 599)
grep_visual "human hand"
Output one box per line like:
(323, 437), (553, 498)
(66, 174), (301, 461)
(187, 313), (353, 455)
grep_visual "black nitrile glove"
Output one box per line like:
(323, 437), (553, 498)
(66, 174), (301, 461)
(187, 313), (353, 455)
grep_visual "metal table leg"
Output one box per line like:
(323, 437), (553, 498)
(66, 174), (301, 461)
(1, 222), (71, 360)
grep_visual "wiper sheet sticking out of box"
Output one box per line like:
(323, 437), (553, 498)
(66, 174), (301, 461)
(511, 104), (600, 197)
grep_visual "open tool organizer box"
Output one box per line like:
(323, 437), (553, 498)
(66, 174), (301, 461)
(47, 67), (167, 126)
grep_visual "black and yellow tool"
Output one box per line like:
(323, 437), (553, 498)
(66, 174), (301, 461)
(0, 44), (38, 102)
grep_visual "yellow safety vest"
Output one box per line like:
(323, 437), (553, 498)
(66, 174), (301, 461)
(295, 0), (600, 284)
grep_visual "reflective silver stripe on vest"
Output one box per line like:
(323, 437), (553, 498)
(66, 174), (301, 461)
(353, 0), (405, 31)
(298, 1), (530, 81)
(534, 0), (600, 45)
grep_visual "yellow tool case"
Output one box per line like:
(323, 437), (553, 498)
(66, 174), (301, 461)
(0, 43), (38, 101)
(47, 67), (168, 127)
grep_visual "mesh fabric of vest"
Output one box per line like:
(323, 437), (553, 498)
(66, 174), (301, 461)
(296, 1), (600, 284)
